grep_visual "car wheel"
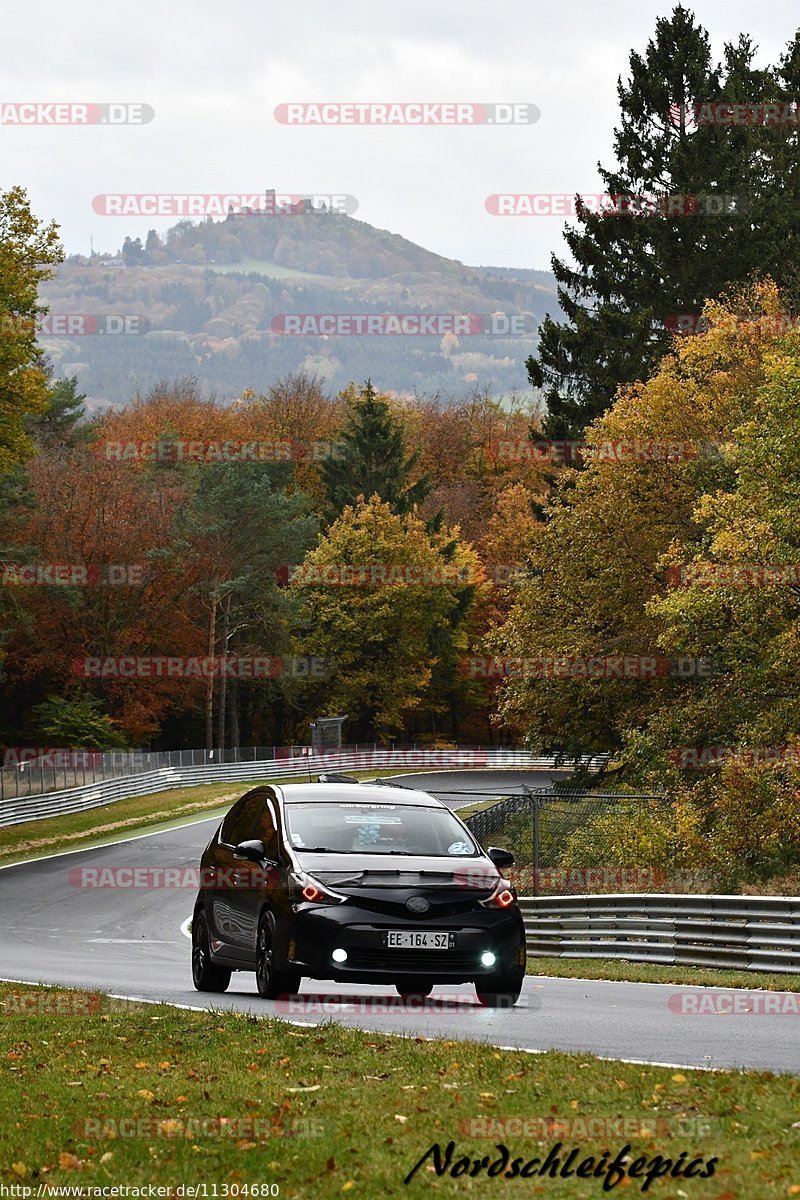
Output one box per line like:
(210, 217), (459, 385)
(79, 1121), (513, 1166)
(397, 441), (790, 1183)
(192, 912), (231, 992)
(395, 979), (434, 1001)
(255, 915), (301, 1000)
(474, 976), (523, 1008)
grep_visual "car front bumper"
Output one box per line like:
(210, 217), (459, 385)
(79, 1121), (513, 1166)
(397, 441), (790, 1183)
(286, 901), (526, 984)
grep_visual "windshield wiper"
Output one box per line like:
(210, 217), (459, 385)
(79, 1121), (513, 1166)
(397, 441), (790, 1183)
(294, 846), (429, 856)
(345, 849), (420, 855)
(293, 845), (345, 853)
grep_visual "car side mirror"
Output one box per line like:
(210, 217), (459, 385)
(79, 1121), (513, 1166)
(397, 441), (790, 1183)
(487, 846), (515, 869)
(234, 839), (268, 864)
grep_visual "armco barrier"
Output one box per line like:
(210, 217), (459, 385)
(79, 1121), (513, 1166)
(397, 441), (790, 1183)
(0, 749), (608, 827)
(520, 893), (800, 974)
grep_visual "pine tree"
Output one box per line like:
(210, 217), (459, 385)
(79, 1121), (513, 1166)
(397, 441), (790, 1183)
(527, 7), (794, 438)
(26, 375), (87, 448)
(320, 381), (431, 522)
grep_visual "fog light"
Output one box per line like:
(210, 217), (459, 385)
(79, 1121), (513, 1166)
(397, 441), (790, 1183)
(481, 951), (497, 968)
(332, 947), (348, 963)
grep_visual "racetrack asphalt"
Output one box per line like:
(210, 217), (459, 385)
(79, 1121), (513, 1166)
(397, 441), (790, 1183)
(1, 769), (797, 1074)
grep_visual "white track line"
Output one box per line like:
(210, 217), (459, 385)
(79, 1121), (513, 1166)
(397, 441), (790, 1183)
(0, 974), (734, 1071)
(0, 810), (225, 871)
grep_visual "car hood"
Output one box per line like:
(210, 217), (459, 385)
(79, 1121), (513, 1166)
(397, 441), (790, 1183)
(292, 851), (499, 895)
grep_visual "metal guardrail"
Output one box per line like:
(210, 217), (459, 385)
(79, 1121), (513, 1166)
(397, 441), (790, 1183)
(519, 893), (800, 974)
(0, 749), (608, 828)
(1, 743), (386, 800)
(0, 743), (611, 801)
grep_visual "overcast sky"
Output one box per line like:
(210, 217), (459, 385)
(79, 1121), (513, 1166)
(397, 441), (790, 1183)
(2, 0), (796, 269)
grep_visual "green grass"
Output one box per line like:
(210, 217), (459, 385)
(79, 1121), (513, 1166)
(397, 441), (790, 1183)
(528, 956), (800, 993)
(0, 771), (410, 868)
(451, 798), (502, 821)
(0, 982), (797, 1197)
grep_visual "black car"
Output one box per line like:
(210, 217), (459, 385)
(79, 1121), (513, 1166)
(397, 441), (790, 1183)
(191, 778), (526, 1006)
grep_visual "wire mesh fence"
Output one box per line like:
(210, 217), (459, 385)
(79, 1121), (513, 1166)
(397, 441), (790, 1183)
(0, 743), (595, 804)
(0, 744), (345, 801)
(449, 786), (711, 896)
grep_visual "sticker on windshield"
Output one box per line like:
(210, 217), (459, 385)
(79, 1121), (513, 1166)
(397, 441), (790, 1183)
(344, 813), (402, 824)
(447, 841), (473, 855)
(339, 804), (396, 809)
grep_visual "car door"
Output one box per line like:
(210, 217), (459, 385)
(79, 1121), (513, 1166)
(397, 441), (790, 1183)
(235, 792), (284, 957)
(213, 791), (266, 955)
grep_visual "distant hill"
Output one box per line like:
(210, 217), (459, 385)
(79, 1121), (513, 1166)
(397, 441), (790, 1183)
(39, 210), (560, 408)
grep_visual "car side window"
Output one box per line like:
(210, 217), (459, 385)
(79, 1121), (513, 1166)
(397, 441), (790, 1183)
(219, 794), (264, 847)
(256, 804), (280, 862)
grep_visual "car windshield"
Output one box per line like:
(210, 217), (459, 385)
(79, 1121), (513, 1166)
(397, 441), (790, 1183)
(285, 802), (480, 857)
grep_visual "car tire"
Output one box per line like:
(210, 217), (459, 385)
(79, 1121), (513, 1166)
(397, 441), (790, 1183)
(474, 976), (523, 1008)
(192, 911), (231, 993)
(395, 979), (434, 1001)
(255, 914), (301, 1000)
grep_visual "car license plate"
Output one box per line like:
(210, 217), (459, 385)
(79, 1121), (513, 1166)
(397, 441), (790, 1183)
(383, 931), (455, 950)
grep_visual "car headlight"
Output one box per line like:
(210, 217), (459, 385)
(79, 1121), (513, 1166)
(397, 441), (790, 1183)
(289, 870), (345, 906)
(479, 880), (518, 909)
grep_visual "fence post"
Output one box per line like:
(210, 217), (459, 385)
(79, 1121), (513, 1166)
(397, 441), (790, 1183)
(521, 784), (541, 897)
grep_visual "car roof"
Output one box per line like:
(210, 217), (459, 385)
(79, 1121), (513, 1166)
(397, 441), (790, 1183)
(274, 782), (446, 808)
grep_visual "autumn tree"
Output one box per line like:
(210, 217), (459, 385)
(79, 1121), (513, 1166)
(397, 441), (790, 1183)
(241, 372), (344, 504)
(95, 378), (242, 455)
(178, 461), (316, 750)
(649, 296), (800, 758)
(491, 281), (782, 755)
(32, 693), (125, 749)
(1, 448), (196, 743)
(478, 485), (541, 620)
(0, 186), (62, 469)
(293, 494), (483, 740)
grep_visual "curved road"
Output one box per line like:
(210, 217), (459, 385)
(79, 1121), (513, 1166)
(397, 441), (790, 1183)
(1, 769), (797, 1074)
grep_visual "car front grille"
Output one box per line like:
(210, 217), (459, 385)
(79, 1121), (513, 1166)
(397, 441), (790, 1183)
(345, 948), (486, 972)
(340, 894), (484, 919)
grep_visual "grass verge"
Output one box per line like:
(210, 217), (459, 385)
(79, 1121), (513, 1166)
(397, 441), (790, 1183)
(0, 771), (410, 868)
(528, 956), (800, 993)
(452, 798), (504, 821)
(0, 982), (797, 1198)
